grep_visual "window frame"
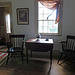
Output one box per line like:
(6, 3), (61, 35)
(34, 0), (63, 36)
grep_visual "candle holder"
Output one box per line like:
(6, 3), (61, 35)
(36, 33), (41, 41)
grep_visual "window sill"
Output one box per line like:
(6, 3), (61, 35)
(40, 33), (61, 36)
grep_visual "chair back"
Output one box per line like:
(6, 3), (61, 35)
(66, 35), (75, 51)
(9, 34), (25, 49)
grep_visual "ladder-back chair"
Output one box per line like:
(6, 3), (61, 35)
(6, 34), (25, 64)
(57, 35), (75, 64)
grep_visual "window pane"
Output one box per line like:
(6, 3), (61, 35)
(38, 2), (43, 8)
(48, 10), (56, 20)
(38, 8), (44, 14)
(38, 20), (58, 33)
(38, 2), (58, 34)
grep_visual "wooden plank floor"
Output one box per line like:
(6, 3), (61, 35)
(0, 57), (75, 75)
(49, 59), (75, 75)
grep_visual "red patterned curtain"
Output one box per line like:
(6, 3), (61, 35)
(38, 0), (60, 24)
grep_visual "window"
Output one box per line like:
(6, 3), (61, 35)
(6, 14), (11, 33)
(37, 0), (62, 35)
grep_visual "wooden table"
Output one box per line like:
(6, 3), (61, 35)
(25, 38), (54, 68)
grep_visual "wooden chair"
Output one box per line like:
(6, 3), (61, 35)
(57, 35), (75, 64)
(6, 34), (25, 64)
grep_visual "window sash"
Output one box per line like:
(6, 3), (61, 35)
(38, 1), (61, 35)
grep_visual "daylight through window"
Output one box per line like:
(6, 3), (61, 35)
(6, 14), (11, 33)
(38, 1), (60, 35)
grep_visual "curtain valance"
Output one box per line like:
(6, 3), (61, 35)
(38, 0), (60, 23)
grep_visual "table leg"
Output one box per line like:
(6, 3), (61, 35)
(50, 50), (52, 69)
(31, 51), (32, 57)
(26, 49), (28, 64)
(47, 50), (53, 75)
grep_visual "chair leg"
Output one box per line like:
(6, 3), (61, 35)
(6, 53), (10, 65)
(57, 53), (63, 64)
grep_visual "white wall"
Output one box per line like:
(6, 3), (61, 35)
(0, 0), (75, 56)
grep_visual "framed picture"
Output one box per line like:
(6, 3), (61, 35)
(17, 8), (29, 25)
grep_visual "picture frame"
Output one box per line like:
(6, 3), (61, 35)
(17, 8), (29, 25)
